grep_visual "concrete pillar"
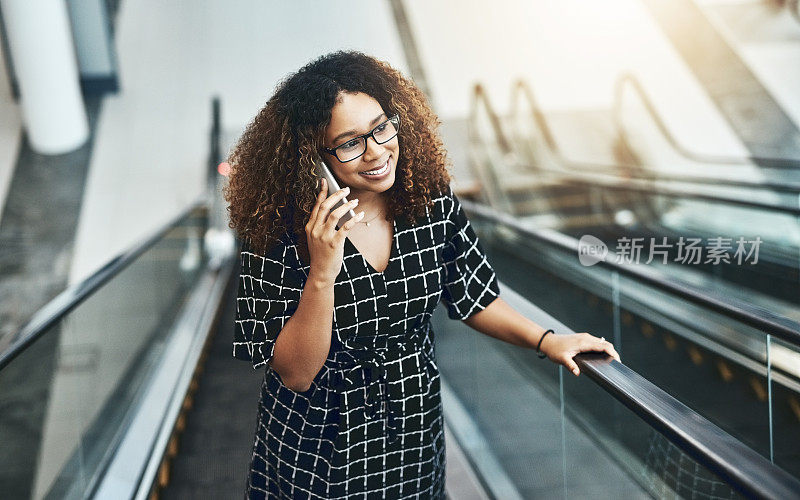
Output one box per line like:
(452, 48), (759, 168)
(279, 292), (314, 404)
(1, 0), (89, 154)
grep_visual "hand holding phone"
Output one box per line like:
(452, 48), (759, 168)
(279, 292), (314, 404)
(305, 166), (365, 284)
(315, 161), (356, 227)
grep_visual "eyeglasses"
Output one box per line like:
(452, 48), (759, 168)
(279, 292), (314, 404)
(324, 114), (400, 163)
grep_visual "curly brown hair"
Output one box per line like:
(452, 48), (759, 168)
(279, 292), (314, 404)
(224, 51), (452, 262)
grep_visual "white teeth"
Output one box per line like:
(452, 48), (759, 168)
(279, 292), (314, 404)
(361, 160), (389, 176)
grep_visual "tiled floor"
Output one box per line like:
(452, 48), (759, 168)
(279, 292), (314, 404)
(0, 95), (101, 351)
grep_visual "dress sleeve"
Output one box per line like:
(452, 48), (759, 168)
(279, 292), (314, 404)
(233, 237), (304, 369)
(441, 187), (500, 320)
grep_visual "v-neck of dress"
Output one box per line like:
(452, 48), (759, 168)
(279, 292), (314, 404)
(345, 217), (398, 275)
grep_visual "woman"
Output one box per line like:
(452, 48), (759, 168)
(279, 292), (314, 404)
(225, 51), (620, 499)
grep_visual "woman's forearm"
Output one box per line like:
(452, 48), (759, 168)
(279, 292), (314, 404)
(462, 297), (548, 350)
(462, 297), (620, 375)
(270, 271), (336, 391)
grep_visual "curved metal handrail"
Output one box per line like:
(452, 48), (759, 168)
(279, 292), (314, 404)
(463, 198), (800, 350)
(509, 79), (800, 194)
(613, 73), (800, 169)
(0, 196), (209, 371)
(467, 83), (518, 214)
(471, 83), (515, 156)
(530, 167), (800, 217)
(474, 83), (800, 217)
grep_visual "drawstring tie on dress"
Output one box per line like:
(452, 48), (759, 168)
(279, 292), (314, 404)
(328, 324), (437, 445)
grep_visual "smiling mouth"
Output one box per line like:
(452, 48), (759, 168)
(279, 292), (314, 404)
(360, 158), (390, 176)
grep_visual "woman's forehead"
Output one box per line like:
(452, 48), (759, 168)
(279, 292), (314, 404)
(326, 92), (385, 137)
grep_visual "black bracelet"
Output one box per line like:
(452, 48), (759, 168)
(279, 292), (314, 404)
(536, 329), (554, 359)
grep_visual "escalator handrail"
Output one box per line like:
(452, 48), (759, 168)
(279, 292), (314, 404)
(471, 83), (516, 156)
(507, 286), (800, 498)
(0, 195), (209, 372)
(528, 167), (800, 217)
(576, 352), (800, 499)
(462, 198), (800, 351)
(509, 79), (800, 194)
(474, 85), (800, 344)
(475, 82), (800, 216)
(0, 97), (225, 373)
(613, 73), (800, 170)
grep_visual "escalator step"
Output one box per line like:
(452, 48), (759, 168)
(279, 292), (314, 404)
(160, 285), (263, 499)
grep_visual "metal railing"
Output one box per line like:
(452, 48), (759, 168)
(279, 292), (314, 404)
(0, 97), (234, 499)
(577, 347), (800, 499)
(613, 73), (800, 171)
(1, 96), (229, 371)
(470, 79), (800, 342)
(468, 79), (800, 487)
(485, 284), (800, 499)
(463, 197), (800, 354)
(508, 78), (800, 195)
(0, 196), (207, 371)
(475, 82), (800, 217)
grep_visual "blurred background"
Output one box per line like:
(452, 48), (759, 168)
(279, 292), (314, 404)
(1, 0), (799, 498)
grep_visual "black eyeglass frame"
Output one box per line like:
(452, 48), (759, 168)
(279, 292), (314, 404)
(323, 114), (401, 163)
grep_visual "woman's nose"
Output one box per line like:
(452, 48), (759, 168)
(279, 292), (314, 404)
(362, 136), (385, 161)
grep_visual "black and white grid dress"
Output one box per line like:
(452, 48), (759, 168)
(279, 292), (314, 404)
(234, 187), (500, 499)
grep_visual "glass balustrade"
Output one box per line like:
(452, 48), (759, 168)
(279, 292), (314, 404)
(0, 206), (209, 499)
(431, 212), (800, 497)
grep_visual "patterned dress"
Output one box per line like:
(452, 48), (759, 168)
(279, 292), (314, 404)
(234, 187), (500, 499)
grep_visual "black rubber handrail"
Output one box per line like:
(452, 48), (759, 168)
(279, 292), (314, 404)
(514, 292), (800, 498)
(508, 80), (800, 195)
(462, 198), (800, 350)
(0, 197), (208, 371)
(475, 83), (800, 216)
(0, 98), (225, 372)
(613, 73), (800, 170)
(576, 352), (800, 499)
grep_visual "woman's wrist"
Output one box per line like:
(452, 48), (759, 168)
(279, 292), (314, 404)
(524, 325), (550, 350)
(306, 271), (336, 291)
(535, 329), (554, 358)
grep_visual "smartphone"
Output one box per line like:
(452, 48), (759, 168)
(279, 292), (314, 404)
(315, 161), (356, 228)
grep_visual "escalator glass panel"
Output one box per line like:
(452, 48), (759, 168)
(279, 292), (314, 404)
(481, 224), (778, 460)
(770, 336), (800, 477)
(0, 206), (209, 499)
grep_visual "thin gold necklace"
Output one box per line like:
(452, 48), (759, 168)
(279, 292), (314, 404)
(358, 209), (383, 227)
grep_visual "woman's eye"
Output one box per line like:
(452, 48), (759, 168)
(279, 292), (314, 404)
(339, 139), (361, 151)
(374, 123), (388, 133)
